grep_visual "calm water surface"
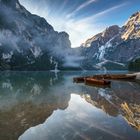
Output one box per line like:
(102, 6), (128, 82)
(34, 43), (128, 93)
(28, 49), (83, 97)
(0, 71), (140, 140)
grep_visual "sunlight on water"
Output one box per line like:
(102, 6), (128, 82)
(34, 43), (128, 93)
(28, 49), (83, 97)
(18, 94), (122, 140)
(0, 71), (140, 140)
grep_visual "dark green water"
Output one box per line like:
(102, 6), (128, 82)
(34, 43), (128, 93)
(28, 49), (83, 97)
(0, 71), (140, 140)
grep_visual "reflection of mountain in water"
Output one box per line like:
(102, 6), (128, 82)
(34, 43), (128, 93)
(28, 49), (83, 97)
(82, 80), (140, 131)
(0, 102), (68, 140)
(0, 71), (140, 140)
(0, 72), (74, 140)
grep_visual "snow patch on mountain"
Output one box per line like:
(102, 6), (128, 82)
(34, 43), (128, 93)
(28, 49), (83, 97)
(135, 21), (140, 30)
(50, 56), (53, 64)
(96, 59), (108, 67)
(96, 59), (125, 68)
(30, 46), (42, 58)
(98, 89), (112, 100)
(98, 35), (118, 60)
(2, 52), (13, 61)
(16, 2), (20, 9)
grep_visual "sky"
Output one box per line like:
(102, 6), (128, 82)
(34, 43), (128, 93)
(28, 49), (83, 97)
(19, 0), (140, 48)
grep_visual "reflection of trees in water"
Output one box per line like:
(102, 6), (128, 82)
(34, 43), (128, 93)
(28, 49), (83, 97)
(81, 80), (140, 131)
(0, 71), (75, 105)
(0, 102), (69, 140)
(0, 72), (73, 140)
(0, 71), (140, 140)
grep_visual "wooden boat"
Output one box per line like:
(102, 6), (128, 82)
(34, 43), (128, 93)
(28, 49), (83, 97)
(111, 75), (136, 80)
(85, 78), (111, 86)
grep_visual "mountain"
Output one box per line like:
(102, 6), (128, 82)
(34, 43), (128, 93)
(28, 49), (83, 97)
(0, 0), (140, 70)
(0, 0), (81, 70)
(81, 12), (140, 70)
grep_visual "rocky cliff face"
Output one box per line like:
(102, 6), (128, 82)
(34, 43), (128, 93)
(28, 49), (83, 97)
(122, 12), (140, 40)
(81, 12), (140, 70)
(0, 0), (75, 70)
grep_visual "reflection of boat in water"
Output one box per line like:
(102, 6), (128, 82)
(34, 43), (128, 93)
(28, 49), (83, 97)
(74, 77), (111, 85)
(73, 77), (111, 87)
(85, 78), (111, 86)
(92, 74), (136, 80)
(85, 82), (111, 88)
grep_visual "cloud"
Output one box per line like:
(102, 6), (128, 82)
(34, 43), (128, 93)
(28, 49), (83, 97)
(19, 0), (129, 48)
(61, 19), (104, 47)
(79, 2), (129, 22)
(75, 0), (96, 12)
(63, 2), (129, 47)
(66, 0), (96, 18)
(0, 29), (20, 51)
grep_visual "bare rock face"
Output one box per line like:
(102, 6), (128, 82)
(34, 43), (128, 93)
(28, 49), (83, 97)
(0, 0), (72, 70)
(82, 25), (120, 48)
(81, 12), (140, 70)
(122, 12), (140, 40)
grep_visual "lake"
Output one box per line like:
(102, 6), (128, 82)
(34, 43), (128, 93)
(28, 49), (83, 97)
(0, 71), (140, 140)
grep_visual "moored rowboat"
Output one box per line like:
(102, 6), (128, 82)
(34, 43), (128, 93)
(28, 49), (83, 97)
(73, 74), (136, 83)
(73, 74), (136, 87)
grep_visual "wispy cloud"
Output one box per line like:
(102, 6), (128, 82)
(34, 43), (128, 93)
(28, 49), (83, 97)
(67, 0), (96, 18)
(64, 2), (129, 47)
(19, 0), (129, 48)
(75, 0), (96, 12)
(51, 2), (129, 47)
(79, 2), (129, 22)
